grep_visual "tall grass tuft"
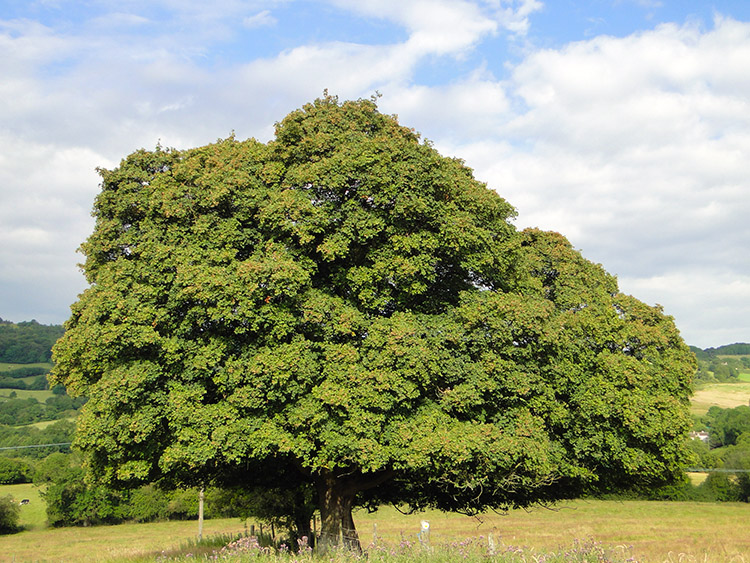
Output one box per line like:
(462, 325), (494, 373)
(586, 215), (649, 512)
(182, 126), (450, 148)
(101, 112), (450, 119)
(145, 535), (638, 562)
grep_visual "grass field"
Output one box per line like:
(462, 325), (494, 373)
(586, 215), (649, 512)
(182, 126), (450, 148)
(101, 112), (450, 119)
(0, 362), (53, 372)
(686, 472), (709, 486)
(0, 388), (55, 402)
(0, 482), (46, 530)
(690, 381), (750, 415)
(22, 416), (74, 429)
(1, 500), (750, 562)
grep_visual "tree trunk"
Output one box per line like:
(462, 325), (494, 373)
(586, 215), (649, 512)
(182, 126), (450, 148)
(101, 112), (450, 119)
(312, 468), (394, 554)
(316, 471), (361, 554)
(292, 485), (314, 546)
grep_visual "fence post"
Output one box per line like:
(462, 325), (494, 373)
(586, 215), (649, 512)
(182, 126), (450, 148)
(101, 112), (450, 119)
(197, 488), (204, 541)
(418, 520), (430, 547)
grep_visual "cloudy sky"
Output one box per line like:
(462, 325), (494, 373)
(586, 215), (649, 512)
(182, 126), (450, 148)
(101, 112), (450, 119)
(1, 0), (749, 348)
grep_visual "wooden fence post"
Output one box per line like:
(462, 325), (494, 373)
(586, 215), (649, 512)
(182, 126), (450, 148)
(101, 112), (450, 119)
(198, 488), (204, 541)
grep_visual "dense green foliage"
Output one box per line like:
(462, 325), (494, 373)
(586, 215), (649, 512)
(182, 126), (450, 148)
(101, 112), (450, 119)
(51, 96), (695, 550)
(705, 343), (750, 356)
(0, 320), (63, 363)
(0, 366), (50, 378)
(0, 393), (85, 426)
(0, 419), (75, 459)
(0, 494), (20, 534)
(681, 404), (750, 502)
(0, 457), (33, 484)
(35, 452), (264, 527)
(0, 375), (49, 390)
(704, 405), (750, 447)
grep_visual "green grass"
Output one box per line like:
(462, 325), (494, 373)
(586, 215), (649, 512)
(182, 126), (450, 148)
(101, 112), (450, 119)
(0, 482), (47, 530)
(21, 417), (75, 429)
(2, 500), (750, 562)
(1, 516), (248, 562)
(0, 362), (53, 372)
(0, 388), (55, 402)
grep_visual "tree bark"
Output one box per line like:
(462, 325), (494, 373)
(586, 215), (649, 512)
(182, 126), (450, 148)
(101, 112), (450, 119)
(316, 470), (360, 554)
(314, 468), (394, 554)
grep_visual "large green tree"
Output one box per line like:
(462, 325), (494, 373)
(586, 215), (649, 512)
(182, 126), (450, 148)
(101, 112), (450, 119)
(52, 96), (695, 551)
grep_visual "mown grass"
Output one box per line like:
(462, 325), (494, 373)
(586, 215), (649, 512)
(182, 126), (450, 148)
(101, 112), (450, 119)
(2, 500), (750, 562)
(0, 362), (53, 372)
(1, 517), (247, 562)
(690, 381), (750, 415)
(0, 482), (46, 530)
(0, 388), (55, 402)
(686, 472), (709, 486)
(20, 416), (75, 429)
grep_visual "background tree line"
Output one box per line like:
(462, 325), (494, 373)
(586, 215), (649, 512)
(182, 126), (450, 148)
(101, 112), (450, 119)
(0, 388), (85, 425)
(0, 319), (63, 364)
(2, 446), (310, 536)
(622, 404), (750, 503)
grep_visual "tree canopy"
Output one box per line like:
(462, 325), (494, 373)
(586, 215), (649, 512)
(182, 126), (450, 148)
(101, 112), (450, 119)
(51, 95), (695, 550)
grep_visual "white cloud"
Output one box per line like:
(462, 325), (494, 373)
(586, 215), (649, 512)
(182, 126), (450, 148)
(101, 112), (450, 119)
(243, 10), (276, 28)
(620, 272), (750, 348)
(326, 0), (541, 56)
(380, 73), (512, 142)
(484, 0), (543, 36)
(431, 16), (750, 347)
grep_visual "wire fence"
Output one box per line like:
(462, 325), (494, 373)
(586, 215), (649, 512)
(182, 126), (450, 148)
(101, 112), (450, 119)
(685, 467), (750, 473)
(0, 442), (72, 451)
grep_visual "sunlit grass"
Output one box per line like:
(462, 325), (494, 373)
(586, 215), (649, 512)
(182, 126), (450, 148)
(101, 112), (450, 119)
(0, 388), (55, 401)
(2, 500), (750, 562)
(686, 472), (708, 486)
(0, 482), (46, 530)
(0, 362), (53, 372)
(690, 381), (750, 415)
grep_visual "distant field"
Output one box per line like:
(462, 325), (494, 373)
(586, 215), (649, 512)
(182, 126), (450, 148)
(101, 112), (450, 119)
(0, 388), (54, 402)
(691, 381), (750, 415)
(1, 500), (749, 562)
(687, 472), (709, 486)
(22, 417), (74, 429)
(0, 362), (52, 372)
(0, 482), (46, 530)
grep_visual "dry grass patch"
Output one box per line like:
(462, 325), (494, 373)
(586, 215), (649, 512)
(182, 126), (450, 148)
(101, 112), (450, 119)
(353, 500), (750, 562)
(691, 382), (750, 415)
(3, 501), (750, 562)
(0, 517), (248, 562)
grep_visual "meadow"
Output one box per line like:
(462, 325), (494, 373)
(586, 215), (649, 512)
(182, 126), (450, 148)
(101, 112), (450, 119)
(0, 362), (53, 373)
(0, 388), (55, 402)
(1, 497), (750, 562)
(690, 380), (750, 415)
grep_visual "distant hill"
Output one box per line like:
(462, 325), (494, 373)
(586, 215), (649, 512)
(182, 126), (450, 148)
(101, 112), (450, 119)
(706, 343), (750, 356)
(690, 343), (750, 385)
(691, 343), (750, 361)
(0, 318), (63, 364)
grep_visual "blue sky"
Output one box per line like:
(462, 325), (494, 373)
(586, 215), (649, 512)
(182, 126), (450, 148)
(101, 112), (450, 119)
(1, 0), (749, 348)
